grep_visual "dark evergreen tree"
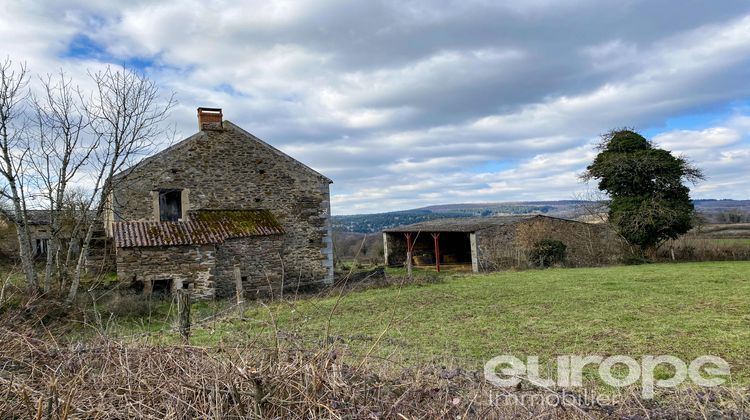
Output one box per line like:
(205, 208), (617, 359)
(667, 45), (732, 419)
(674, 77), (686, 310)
(583, 129), (704, 255)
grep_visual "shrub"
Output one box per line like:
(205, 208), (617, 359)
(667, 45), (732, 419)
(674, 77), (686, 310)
(621, 255), (652, 265)
(528, 239), (567, 268)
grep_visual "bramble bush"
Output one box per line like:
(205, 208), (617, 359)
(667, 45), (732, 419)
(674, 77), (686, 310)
(528, 239), (567, 268)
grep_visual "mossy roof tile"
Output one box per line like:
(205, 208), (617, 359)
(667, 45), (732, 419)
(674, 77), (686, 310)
(113, 209), (284, 248)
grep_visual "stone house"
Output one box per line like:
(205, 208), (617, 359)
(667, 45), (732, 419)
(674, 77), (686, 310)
(107, 108), (333, 299)
(0, 210), (90, 261)
(383, 215), (612, 271)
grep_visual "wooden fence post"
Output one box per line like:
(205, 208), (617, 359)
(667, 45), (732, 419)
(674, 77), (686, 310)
(177, 290), (191, 344)
(234, 266), (245, 319)
(404, 232), (413, 282)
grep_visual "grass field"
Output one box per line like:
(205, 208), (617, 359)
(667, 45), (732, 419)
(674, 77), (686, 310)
(113, 261), (750, 384)
(709, 238), (750, 246)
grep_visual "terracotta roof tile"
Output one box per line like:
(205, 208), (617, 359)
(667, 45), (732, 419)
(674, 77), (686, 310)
(113, 209), (284, 248)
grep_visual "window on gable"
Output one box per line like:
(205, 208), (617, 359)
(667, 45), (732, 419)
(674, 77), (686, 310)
(159, 189), (182, 222)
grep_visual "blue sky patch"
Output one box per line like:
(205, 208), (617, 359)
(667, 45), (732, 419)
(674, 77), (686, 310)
(469, 159), (516, 173)
(642, 99), (750, 138)
(61, 33), (157, 71)
(62, 34), (106, 60)
(215, 83), (251, 98)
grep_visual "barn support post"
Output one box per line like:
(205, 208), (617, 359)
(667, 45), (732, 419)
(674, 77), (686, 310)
(404, 232), (413, 281)
(431, 233), (441, 272)
(469, 233), (479, 273)
(382, 232), (390, 265)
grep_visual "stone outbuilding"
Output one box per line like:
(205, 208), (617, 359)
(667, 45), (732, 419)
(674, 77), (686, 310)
(0, 210), (95, 264)
(107, 108), (333, 298)
(383, 215), (607, 272)
(0, 210), (56, 258)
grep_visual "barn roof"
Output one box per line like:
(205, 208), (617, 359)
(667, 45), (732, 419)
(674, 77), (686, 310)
(18, 210), (50, 225)
(382, 215), (578, 233)
(113, 209), (284, 248)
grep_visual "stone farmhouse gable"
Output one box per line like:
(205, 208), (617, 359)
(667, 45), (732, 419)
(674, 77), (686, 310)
(108, 108), (334, 298)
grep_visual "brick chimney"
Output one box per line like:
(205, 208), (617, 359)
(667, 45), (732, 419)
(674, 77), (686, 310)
(197, 107), (223, 131)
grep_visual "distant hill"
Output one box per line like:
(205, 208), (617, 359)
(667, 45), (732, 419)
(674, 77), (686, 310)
(332, 199), (750, 233)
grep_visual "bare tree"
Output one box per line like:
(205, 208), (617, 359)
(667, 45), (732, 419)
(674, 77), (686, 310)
(0, 58), (36, 290)
(29, 71), (93, 293)
(66, 66), (175, 303)
(572, 190), (635, 257)
(59, 187), (93, 290)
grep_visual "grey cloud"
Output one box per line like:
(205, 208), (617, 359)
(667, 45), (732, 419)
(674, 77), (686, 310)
(4, 0), (750, 213)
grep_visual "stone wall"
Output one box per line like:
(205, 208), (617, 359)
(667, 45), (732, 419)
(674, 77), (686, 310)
(0, 221), (88, 263)
(116, 235), (293, 299)
(0, 219), (18, 258)
(116, 244), (217, 299)
(476, 217), (614, 269)
(510, 217), (618, 267)
(110, 121), (334, 296)
(383, 232), (407, 266)
(213, 235), (284, 298)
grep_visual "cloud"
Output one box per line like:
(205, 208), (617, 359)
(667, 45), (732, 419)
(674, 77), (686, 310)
(3, 0), (750, 213)
(653, 127), (741, 153)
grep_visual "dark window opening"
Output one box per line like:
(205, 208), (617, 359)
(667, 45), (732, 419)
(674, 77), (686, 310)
(35, 239), (48, 256)
(130, 280), (145, 294)
(159, 189), (182, 222)
(258, 169), (266, 175)
(241, 276), (248, 282)
(152, 279), (172, 296)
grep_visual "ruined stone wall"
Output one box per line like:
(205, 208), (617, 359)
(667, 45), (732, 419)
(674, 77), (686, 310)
(512, 217), (618, 267)
(111, 121), (333, 292)
(475, 224), (518, 271)
(475, 217), (614, 270)
(115, 245), (217, 299)
(383, 232), (407, 265)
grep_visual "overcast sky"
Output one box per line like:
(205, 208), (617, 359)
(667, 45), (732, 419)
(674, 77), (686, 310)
(3, 1), (750, 214)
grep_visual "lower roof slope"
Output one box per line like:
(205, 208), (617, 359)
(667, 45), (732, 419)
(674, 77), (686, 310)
(383, 215), (579, 233)
(113, 209), (284, 248)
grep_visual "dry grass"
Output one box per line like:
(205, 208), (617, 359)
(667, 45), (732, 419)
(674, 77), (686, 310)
(1, 296), (749, 419)
(659, 231), (750, 262)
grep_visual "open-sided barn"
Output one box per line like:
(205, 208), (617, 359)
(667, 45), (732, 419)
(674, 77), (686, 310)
(383, 215), (607, 271)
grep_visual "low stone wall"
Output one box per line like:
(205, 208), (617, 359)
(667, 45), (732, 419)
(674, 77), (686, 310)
(116, 244), (217, 299)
